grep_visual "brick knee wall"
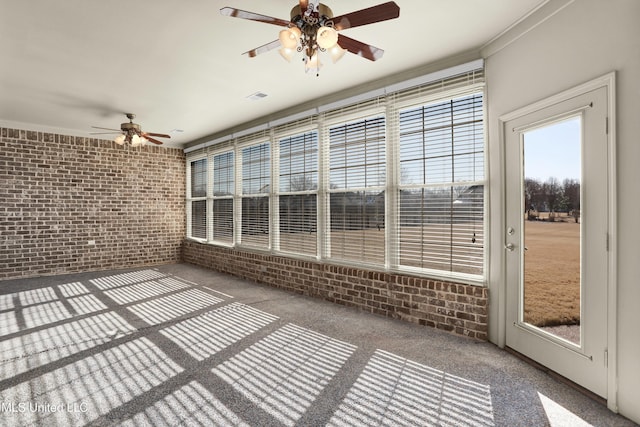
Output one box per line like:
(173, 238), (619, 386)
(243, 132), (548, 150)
(183, 240), (488, 340)
(0, 128), (186, 280)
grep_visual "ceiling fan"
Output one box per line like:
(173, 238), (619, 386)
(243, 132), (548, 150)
(90, 113), (171, 146)
(220, 1), (400, 73)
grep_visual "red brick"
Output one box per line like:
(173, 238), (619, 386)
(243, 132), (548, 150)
(0, 127), (185, 280)
(182, 232), (489, 340)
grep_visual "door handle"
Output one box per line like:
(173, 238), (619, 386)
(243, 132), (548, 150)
(505, 243), (515, 252)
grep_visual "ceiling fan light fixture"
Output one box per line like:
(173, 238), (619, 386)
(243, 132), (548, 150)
(91, 113), (170, 146)
(305, 53), (322, 74)
(330, 45), (346, 63)
(279, 47), (295, 62)
(289, 26), (301, 39)
(131, 134), (141, 147)
(316, 26), (338, 50)
(220, 2), (401, 74)
(279, 27), (300, 50)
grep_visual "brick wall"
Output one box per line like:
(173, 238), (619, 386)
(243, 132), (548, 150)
(0, 125), (488, 339)
(183, 240), (488, 340)
(0, 127), (185, 280)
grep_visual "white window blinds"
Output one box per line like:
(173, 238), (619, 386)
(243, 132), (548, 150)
(189, 158), (207, 240)
(241, 142), (270, 248)
(398, 93), (484, 275)
(212, 151), (234, 244)
(328, 115), (386, 264)
(278, 131), (318, 256)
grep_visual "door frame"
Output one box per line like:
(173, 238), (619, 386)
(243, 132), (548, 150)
(496, 72), (617, 411)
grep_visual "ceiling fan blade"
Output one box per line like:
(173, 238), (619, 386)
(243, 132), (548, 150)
(337, 34), (384, 61)
(142, 132), (171, 139)
(90, 132), (121, 135)
(332, 1), (400, 31)
(242, 40), (281, 58)
(299, 0), (308, 14)
(91, 126), (121, 132)
(220, 7), (290, 27)
(144, 136), (164, 145)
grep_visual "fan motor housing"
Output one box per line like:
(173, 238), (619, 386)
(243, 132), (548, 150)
(290, 3), (333, 20)
(120, 122), (141, 133)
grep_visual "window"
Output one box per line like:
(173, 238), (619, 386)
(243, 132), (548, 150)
(212, 151), (234, 244)
(398, 94), (484, 275)
(241, 142), (270, 248)
(328, 115), (386, 264)
(188, 158), (207, 239)
(185, 65), (486, 282)
(278, 131), (318, 255)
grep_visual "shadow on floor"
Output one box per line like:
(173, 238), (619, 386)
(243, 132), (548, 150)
(0, 263), (634, 426)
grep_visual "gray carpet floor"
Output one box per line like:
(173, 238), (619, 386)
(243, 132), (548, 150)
(0, 263), (635, 426)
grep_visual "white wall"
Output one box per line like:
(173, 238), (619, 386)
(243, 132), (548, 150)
(483, 0), (640, 422)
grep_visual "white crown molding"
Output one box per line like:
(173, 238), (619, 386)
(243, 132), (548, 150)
(481, 0), (574, 58)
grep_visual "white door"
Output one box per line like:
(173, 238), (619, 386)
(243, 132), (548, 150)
(504, 86), (609, 398)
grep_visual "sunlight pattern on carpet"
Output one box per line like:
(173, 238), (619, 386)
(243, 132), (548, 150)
(213, 324), (356, 426)
(161, 302), (277, 361)
(328, 349), (494, 427)
(120, 381), (250, 427)
(0, 337), (183, 426)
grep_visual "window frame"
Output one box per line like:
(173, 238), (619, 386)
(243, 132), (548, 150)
(394, 91), (486, 280)
(186, 156), (208, 242)
(239, 140), (271, 250)
(276, 129), (320, 257)
(211, 150), (235, 246)
(326, 112), (387, 267)
(185, 81), (487, 285)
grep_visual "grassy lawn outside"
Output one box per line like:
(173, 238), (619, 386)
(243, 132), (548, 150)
(523, 216), (580, 327)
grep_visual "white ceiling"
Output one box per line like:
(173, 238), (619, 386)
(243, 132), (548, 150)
(0, 0), (546, 148)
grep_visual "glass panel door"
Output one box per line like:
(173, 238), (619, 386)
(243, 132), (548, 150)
(522, 117), (581, 345)
(504, 85), (609, 399)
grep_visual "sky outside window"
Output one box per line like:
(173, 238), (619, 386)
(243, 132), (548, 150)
(524, 116), (581, 183)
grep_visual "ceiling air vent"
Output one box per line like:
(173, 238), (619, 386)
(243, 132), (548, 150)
(247, 92), (268, 101)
